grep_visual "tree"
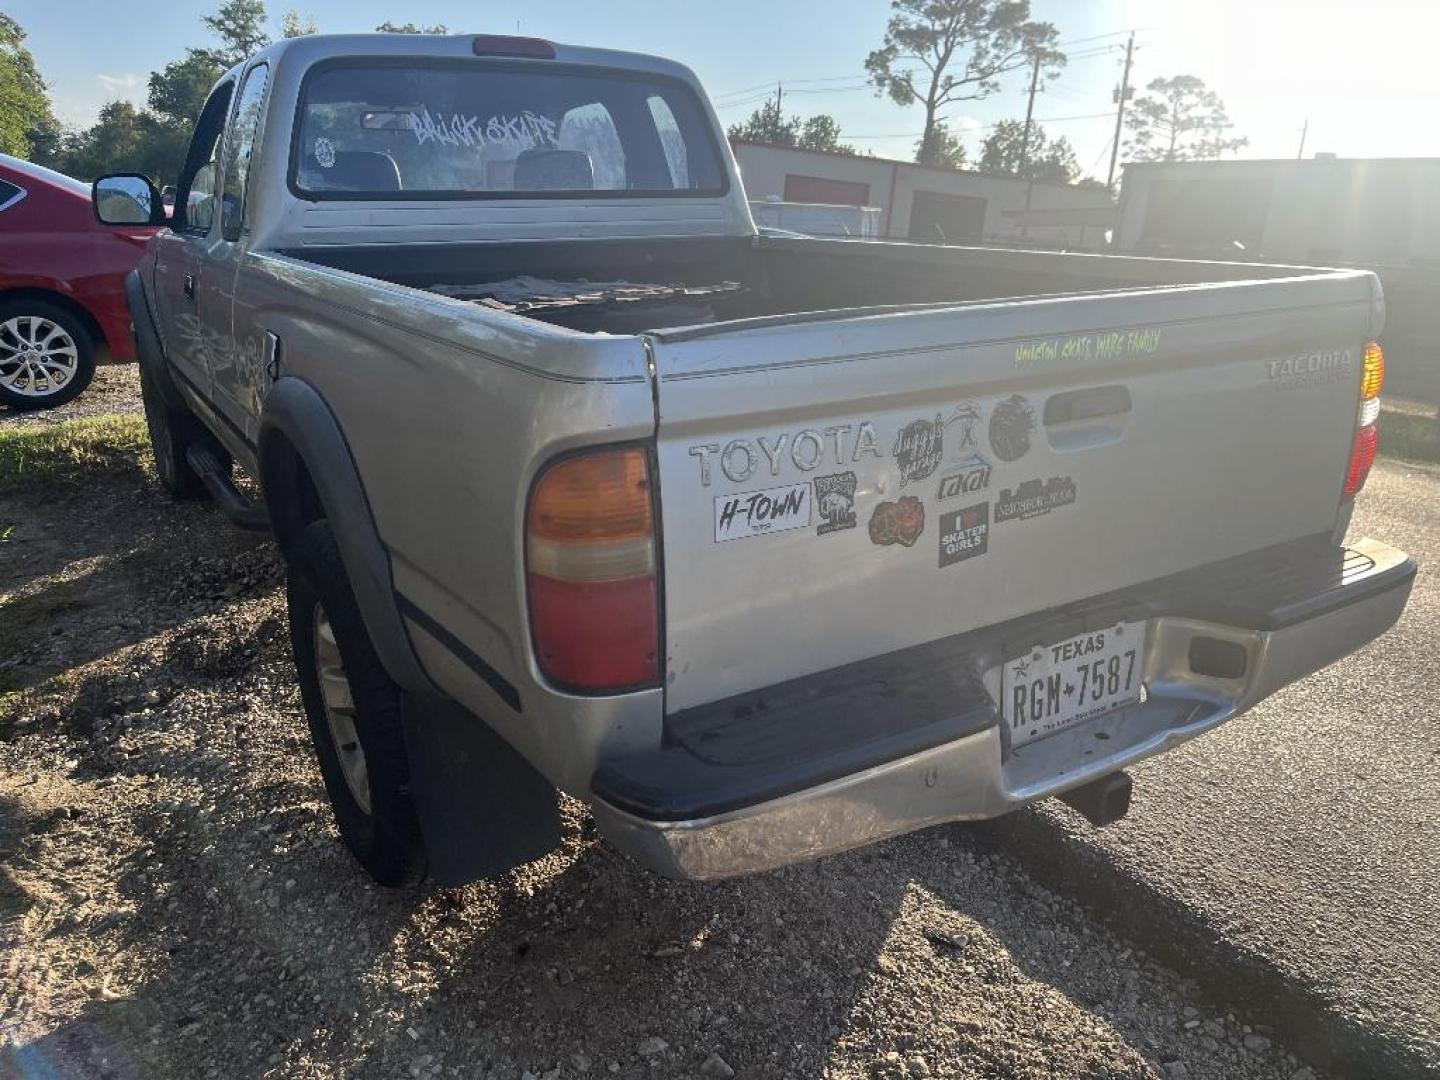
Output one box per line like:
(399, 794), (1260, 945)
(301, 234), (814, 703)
(280, 9), (318, 37)
(0, 14), (59, 160)
(865, 0), (1064, 167)
(1124, 75), (1247, 162)
(798, 114), (855, 154)
(197, 0), (271, 68)
(376, 21), (449, 33)
(728, 96), (855, 154)
(61, 102), (148, 180)
(915, 121), (968, 168)
(979, 118), (1080, 183)
(148, 51), (226, 129)
(728, 98), (800, 146)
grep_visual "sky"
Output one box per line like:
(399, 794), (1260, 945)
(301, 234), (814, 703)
(11, 0), (1440, 181)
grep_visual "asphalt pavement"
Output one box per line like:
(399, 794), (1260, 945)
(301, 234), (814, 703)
(976, 456), (1440, 1079)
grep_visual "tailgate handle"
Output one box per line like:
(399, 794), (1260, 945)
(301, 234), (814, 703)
(1044, 385), (1132, 425)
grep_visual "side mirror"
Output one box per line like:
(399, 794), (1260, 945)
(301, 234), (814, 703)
(93, 173), (166, 226)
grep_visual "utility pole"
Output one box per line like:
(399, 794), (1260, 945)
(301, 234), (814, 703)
(1106, 32), (1135, 194)
(1296, 116), (1309, 160)
(1018, 52), (1042, 239)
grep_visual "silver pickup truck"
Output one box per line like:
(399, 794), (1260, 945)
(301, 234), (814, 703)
(92, 33), (1414, 888)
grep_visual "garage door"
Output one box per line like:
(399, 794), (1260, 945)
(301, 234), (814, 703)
(782, 174), (871, 206)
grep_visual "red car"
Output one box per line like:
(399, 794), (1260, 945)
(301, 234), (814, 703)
(0, 153), (161, 409)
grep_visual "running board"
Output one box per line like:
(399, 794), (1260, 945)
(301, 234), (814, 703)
(185, 444), (269, 532)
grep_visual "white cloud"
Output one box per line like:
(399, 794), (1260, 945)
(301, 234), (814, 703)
(95, 72), (145, 97)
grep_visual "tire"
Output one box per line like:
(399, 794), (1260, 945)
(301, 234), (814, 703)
(287, 520), (425, 886)
(139, 360), (228, 499)
(0, 300), (96, 410)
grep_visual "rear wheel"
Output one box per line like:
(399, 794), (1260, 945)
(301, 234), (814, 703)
(288, 520), (425, 886)
(0, 302), (95, 410)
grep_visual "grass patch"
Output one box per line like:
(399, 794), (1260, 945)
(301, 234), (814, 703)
(1379, 404), (1440, 466)
(0, 413), (149, 495)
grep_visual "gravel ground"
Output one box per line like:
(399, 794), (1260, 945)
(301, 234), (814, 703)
(978, 458), (1438, 1078)
(0, 416), (1327, 1077)
(0, 365), (144, 428)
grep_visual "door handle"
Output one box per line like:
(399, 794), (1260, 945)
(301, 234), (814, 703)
(183, 274), (196, 300)
(1043, 385), (1132, 452)
(1044, 385), (1132, 424)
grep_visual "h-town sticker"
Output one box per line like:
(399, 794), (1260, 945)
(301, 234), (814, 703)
(713, 482), (812, 542)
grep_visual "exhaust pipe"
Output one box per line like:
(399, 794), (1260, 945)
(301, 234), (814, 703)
(1058, 770), (1132, 827)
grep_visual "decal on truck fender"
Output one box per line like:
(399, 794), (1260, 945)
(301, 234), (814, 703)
(688, 421), (882, 486)
(713, 482), (812, 542)
(937, 454), (992, 500)
(953, 400), (983, 453)
(814, 471), (858, 535)
(988, 394), (1037, 462)
(938, 503), (990, 567)
(1013, 327), (1163, 367)
(994, 477), (1077, 522)
(893, 411), (955, 487)
(868, 496), (925, 547)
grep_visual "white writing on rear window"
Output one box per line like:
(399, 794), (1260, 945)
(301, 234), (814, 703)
(409, 108), (558, 149)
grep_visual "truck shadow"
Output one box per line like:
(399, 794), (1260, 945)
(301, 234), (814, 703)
(0, 483), (274, 678)
(0, 773), (1178, 1080)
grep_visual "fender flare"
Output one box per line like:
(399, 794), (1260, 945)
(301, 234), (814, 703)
(257, 377), (436, 696)
(123, 269), (188, 411)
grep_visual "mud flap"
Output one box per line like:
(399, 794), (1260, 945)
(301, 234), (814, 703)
(401, 694), (562, 887)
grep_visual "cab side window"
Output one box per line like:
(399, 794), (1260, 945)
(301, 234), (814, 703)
(221, 63), (270, 241)
(175, 82), (235, 235)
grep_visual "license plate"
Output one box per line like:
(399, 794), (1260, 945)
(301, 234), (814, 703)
(1002, 621), (1146, 748)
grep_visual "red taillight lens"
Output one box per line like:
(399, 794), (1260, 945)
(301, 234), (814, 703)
(526, 447), (659, 692)
(472, 35), (555, 58)
(1343, 422), (1378, 499)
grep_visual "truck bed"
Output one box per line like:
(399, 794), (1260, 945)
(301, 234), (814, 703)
(293, 234), (1336, 336)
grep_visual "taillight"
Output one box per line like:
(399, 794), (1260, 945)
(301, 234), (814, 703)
(472, 35), (555, 58)
(526, 447), (660, 692)
(1343, 341), (1384, 499)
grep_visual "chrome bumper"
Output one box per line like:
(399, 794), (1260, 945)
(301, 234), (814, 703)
(592, 537), (1414, 881)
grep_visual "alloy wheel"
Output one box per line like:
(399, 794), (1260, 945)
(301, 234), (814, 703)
(0, 316), (79, 398)
(313, 603), (372, 814)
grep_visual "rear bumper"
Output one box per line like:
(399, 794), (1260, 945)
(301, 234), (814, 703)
(591, 536), (1415, 880)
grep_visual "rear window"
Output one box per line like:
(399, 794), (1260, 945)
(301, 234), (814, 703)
(292, 61), (726, 199)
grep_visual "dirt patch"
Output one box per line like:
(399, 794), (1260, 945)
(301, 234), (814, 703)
(0, 427), (1327, 1079)
(0, 365), (143, 429)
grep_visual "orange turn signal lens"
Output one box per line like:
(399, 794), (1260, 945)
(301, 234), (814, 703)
(528, 447), (653, 543)
(526, 446), (660, 692)
(1361, 341), (1385, 400)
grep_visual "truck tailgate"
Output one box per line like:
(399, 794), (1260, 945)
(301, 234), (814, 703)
(650, 271), (1381, 713)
